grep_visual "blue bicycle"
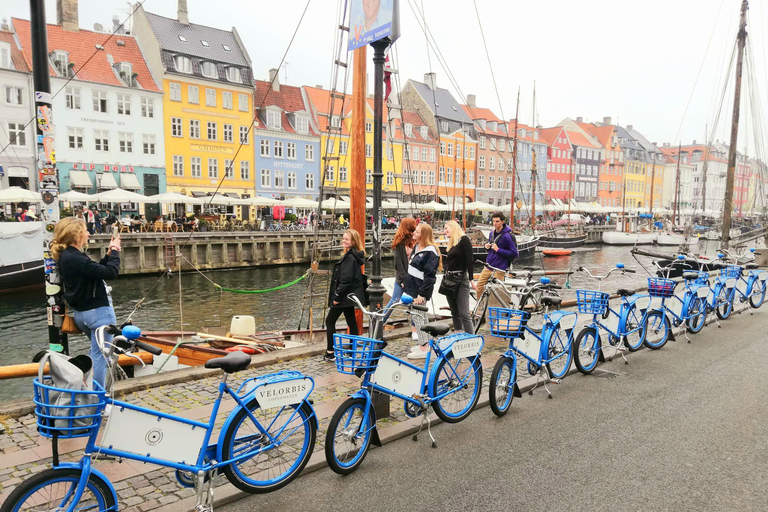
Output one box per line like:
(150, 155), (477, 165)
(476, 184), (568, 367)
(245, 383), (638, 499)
(712, 249), (767, 318)
(488, 277), (577, 416)
(325, 294), (483, 474)
(2, 324), (317, 512)
(572, 263), (650, 374)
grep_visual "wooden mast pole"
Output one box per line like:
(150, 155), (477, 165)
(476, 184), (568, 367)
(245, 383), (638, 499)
(530, 84), (536, 231)
(510, 88), (520, 228)
(673, 142), (681, 225)
(461, 127), (467, 230)
(350, 46), (367, 332)
(648, 159), (656, 226)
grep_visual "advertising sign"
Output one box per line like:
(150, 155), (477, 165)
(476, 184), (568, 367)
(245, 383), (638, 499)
(348, 0), (400, 50)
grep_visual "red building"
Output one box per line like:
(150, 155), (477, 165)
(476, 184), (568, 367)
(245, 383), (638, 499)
(540, 126), (573, 202)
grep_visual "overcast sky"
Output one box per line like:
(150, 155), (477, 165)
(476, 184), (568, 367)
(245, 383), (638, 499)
(5, 0), (768, 151)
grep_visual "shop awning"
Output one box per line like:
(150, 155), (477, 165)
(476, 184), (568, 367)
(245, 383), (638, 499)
(225, 192), (240, 198)
(98, 173), (118, 190)
(7, 167), (29, 178)
(191, 190), (208, 197)
(120, 173), (141, 190)
(69, 170), (93, 189)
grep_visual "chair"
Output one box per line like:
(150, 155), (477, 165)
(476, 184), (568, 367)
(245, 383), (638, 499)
(153, 220), (164, 232)
(119, 223), (130, 233)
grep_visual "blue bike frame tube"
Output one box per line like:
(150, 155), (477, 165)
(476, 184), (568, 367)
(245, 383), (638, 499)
(67, 454), (92, 512)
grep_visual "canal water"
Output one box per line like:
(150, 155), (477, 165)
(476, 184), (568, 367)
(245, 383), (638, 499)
(0, 241), (722, 401)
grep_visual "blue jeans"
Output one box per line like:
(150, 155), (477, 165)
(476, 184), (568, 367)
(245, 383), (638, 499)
(382, 281), (403, 324)
(73, 301), (116, 388)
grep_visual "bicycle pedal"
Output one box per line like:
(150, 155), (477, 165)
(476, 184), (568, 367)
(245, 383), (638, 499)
(550, 378), (563, 384)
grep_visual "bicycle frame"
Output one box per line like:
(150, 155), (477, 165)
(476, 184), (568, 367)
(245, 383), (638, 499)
(505, 312), (577, 368)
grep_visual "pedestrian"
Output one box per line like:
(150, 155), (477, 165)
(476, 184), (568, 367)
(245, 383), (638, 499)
(93, 210), (102, 234)
(405, 223), (441, 359)
(383, 217), (417, 324)
(51, 217), (121, 387)
(85, 207), (96, 234)
(104, 210), (117, 232)
(14, 207), (23, 222)
(440, 220), (474, 333)
(476, 211), (518, 300)
(338, 213), (346, 226)
(324, 229), (366, 362)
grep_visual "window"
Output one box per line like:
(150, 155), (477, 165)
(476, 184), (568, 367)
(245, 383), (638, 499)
(325, 166), (335, 182)
(287, 172), (297, 189)
(469, 147), (475, 160)
(421, 170), (428, 185)
(175, 56), (192, 73)
(421, 147), (428, 161)
(51, 50), (68, 75)
(226, 67), (242, 83)
(365, 144), (372, 158)
(331, 115), (341, 128)
(171, 117), (183, 137)
(366, 169), (372, 184)
(479, 155), (486, 169)
(118, 132), (133, 153)
(93, 90), (108, 112)
(208, 158), (218, 178)
(274, 141), (284, 158)
(140, 97), (154, 118)
(387, 146), (394, 160)
(274, 170), (284, 188)
(238, 94), (249, 112)
(201, 61), (217, 78)
(446, 168), (452, 183)
(440, 142), (446, 155)
(65, 87), (80, 109)
(439, 167), (445, 182)
(478, 175), (485, 188)
(365, 121), (372, 132)
(305, 144), (315, 161)
(469, 171), (475, 185)
(489, 157), (495, 170)
(430, 148), (436, 162)
(173, 155), (184, 176)
(143, 134), (156, 155)
(190, 119), (200, 139)
(489, 176), (495, 189)
(188, 85), (199, 104)
(223, 124), (233, 143)
(306, 173), (315, 189)
(5, 86), (22, 105)
(386, 172), (395, 186)
(421, 126), (428, 138)
(240, 161), (250, 181)
(207, 122), (217, 140)
(260, 169), (271, 187)
(499, 139), (505, 152)
(479, 136), (486, 149)
(456, 144), (461, 157)
(205, 88), (216, 107)
(267, 110), (281, 130)
(287, 142), (296, 159)
(168, 81), (182, 101)
(0, 44), (11, 69)
(339, 167), (348, 182)
(222, 91), (233, 110)
(67, 127), (83, 149)
(489, 138), (496, 151)
(224, 159), (234, 179)
(191, 157), (202, 177)
(326, 138), (335, 154)
(296, 115), (309, 134)
(6, 122), (25, 147)
(440, 120), (449, 131)
(339, 140), (348, 155)
(260, 139), (270, 156)
(429, 170), (435, 185)
(94, 129), (109, 151)
(240, 126), (249, 144)
(447, 142), (453, 157)
(498, 158), (505, 171)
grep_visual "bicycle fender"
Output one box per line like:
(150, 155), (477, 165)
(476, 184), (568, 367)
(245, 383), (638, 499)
(665, 311), (676, 341)
(503, 351), (523, 398)
(349, 390), (381, 447)
(596, 330), (607, 363)
(53, 462), (119, 508)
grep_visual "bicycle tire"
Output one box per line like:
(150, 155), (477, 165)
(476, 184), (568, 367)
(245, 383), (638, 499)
(622, 304), (646, 352)
(685, 296), (706, 333)
(545, 325), (573, 379)
(489, 357), (516, 417)
(221, 399), (316, 493)
(573, 327), (600, 375)
(471, 291), (489, 334)
(749, 279), (766, 308)
(643, 310), (669, 350)
(520, 290), (547, 333)
(430, 354), (482, 423)
(0, 467), (115, 512)
(715, 285), (733, 320)
(325, 397), (374, 475)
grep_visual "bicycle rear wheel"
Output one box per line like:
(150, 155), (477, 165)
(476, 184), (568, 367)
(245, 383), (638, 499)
(325, 397), (375, 475)
(0, 468), (115, 512)
(430, 354), (482, 423)
(489, 357), (516, 417)
(221, 399), (316, 493)
(573, 327), (600, 375)
(471, 292), (489, 334)
(749, 280), (766, 308)
(643, 310), (669, 349)
(545, 325), (573, 379)
(685, 296), (706, 333)
(715, 286), (733, 320)
(622, 304), (646, 352)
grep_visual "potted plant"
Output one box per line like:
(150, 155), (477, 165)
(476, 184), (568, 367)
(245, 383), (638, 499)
(198, 219), (209, 232)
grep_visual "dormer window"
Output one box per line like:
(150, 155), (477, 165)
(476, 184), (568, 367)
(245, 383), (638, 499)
(296, 115), (309, 134)
(331, 115), (341, 128)
(116, 62), (132, 85)
(174, 55), (192, 74)
(178, 35), (187, 42)
(50, 50), (69, 76)
(201, 61), (217, 78)
(266, 108), (281, 130)
(201, 40), (209, 47)
(404, 123), (413, 137)
(440, 120), (448, 132)
(0, 43), (12, 69)
(225, 67), (241, 83)
(222, 44), (231, 52)
(420, 126), (428, 138)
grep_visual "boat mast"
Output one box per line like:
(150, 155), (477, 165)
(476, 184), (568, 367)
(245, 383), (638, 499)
(673, 142), (681, 225)
(648, 159), (656, 226)
(568, 132), (574, 231)
(530, 84), (536, 231)
(722, 0), (748, 250)
(701, 124), (709, 214)
(510, 88), (520, 227)
(461, 126), (467, 230)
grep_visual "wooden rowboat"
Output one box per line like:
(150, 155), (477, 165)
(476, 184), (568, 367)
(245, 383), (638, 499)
(542, 249), (572, 257)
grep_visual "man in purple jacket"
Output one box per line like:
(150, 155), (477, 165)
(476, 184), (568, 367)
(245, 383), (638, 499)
(476, 211), (519, 299)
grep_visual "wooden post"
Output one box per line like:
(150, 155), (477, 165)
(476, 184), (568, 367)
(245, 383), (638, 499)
(673, 143), (681, 225)
(351, 47), (367, 333)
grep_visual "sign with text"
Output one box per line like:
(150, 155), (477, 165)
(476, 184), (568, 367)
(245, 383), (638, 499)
(348, 0), (400, 50)
(246, 378), (312, 409)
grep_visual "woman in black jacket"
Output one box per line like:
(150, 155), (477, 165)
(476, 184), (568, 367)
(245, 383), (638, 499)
(51, 217), (121, 387)
(325, 229), (366, 362)
(440, 220), (475, 333)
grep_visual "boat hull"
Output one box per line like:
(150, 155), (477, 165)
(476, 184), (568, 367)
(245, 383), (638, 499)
(538, 234), (587, 249)
(0, 261), (44, 293)
(655, 233), (699, 246)
(602, 231), (656, 245)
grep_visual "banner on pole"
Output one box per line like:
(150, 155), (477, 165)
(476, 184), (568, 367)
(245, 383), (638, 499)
(348, 0), (400, 51)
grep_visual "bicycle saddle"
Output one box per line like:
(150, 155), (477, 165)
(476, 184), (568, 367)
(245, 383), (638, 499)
(205, 350), (251, 373)
(540, 296), (562, 308)
(420, 322), (451, 337)
(616, 288), (635, 296)
(746, 263), (759, 270)
(682, 272), (699, 280)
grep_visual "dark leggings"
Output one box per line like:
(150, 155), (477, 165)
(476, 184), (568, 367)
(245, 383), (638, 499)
(326, 306), (358, 352)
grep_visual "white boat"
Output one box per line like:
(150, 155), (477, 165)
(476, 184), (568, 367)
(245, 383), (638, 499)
(655, 233), (699, 246)
(0, 222), (43, 292)
(602, 231), (656, 245)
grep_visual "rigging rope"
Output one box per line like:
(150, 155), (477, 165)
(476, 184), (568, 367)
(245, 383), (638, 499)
(214, 272), (309, 294)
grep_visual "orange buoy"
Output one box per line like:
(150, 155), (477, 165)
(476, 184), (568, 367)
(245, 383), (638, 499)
(542, 249), (572, 257)
(225, 346), (257, 354)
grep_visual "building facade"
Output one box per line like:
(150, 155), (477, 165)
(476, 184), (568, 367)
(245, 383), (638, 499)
(401, 109), (438, 202)
(541, 126), (573, 203)
(581, 120), (624, 208)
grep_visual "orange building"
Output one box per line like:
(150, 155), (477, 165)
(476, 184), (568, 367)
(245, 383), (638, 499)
(580, 123), (624, 208)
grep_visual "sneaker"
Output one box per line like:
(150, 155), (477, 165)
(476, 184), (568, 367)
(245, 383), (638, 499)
(411, 331), (419, 341)
(407, 347), (429, 360)
(323, 352), (335, 362)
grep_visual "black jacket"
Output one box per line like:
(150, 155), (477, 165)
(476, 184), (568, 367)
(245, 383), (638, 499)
(444, 235), (474, 280)
(328, 249), (366, 308)
(59, 246), (120, 312)
(404, 245), (440, 300)
(393, 243), (410, 286)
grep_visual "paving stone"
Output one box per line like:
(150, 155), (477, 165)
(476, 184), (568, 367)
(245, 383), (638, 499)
(122, 496), (144, 506)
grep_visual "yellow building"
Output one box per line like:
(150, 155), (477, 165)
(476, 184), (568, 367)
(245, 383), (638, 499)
(623, 160), (646, 209)
(132, 5), (255, 216)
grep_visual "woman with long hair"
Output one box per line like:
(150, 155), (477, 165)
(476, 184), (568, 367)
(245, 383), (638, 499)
(383, 217), (417, 323)
(404, 223), (441, 359)
(440, 220), (475, 333)
(324, 229), (366, 362)
(52, 217), (121, 387)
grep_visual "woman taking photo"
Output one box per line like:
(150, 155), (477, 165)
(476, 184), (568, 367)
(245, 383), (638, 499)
(51, 217), (121, 387)
(404, 223), (440, 359)
(325, 229), (366, 362)
(440, 220), (475, 333)
(383, 217), (417, 323)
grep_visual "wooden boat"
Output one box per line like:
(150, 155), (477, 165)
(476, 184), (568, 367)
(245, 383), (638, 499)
(602, 231), (656, 245)
(542, 249), (572, 257)
(0, 222), (44, 293)
(538, 232), (587, 249)
(468, 229), (539, 259)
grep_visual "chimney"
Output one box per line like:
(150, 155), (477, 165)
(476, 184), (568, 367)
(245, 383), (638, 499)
(467, 94), (476, 108)
(603, 116), (612, 125)
(424, 72), (437, 91)
(315, 84), (323, 89)
(576, 116), (583, 123)
(627, 124), (633, 131)
(692, 140), (696, 145)
(112, 15), (124, 34)
(1, 18), (9, 31)
(268, 68), (280, 92)
(56, 0), (79, 31)
(178, 0), (189, 25)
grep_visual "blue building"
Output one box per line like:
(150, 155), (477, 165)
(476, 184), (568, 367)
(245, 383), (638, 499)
(254, 73), (320, 200)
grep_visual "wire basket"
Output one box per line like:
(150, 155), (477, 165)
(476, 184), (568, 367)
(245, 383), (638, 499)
(694, 271), (710, 286)
(647, 277), (677, 298)
(720, 265), (742, 278)
(333, 334), (385, 376)
(33, 378), (107, 439)
(575, 290), (610, 315)
(488, 308), (529, 338)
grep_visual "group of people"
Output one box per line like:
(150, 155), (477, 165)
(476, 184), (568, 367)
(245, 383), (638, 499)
(323, 211), (519, 362)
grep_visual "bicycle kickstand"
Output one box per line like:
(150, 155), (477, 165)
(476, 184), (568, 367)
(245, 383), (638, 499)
(411, 396), (437, 448)
(194, 469), (218, 512)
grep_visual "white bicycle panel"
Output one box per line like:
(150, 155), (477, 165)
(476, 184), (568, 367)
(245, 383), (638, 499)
(99, 405), (207, 465)
(725, 278), (737, 288)
(557, 314), (578, 331)
(513, 336), (541, 361)
(604, 313), (620, 333)
(736, 279), (749, 296)
(697, 286), (710, 299)
(372, 354), (423, 398)
(244, 378), (313, 410)
(669, 297), (684, 318)
(633, 296), (652, 310)
(450, 335), (484, 358)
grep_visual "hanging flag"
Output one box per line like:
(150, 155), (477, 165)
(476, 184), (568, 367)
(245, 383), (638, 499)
(384, 52), (392, 100)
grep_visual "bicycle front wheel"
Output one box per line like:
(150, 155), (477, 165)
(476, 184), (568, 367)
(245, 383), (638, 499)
(573, 327), (600, 375)
(545, 325), (573, 379)
(325, 397), (374, 475)
(644, 309), (669, 350)
(685, 296), (707, 333)
(489, 357), (516, 417)
(0, 468), (115, 512)
(715, 286), (733, 320)
(430, 354), (482, 423)
(749, 280), (766, 308)
(221, 399), (316, 494)
(471, 292), (489, 334)
(622, 304), (646, 352)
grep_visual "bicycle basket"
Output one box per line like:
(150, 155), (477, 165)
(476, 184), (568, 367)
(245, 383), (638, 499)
(575, 290), (610, 315)
(488, 308), (529, 338)
(333, 334), (385, 376)
(33, 378), (106, 439)
(720, 265), (742, 278)
(647, 277), (677, 298)
(694, 271), (710, 285)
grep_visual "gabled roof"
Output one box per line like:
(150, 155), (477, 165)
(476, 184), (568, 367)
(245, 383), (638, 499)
(506, 119), (547, 145)
(625, 127), (660, 154)
(0, 30), (30, 71)
(539, 126), (567, 147)
(12, 18), (160, 91)
(143, 11), (249, 67)
(253, 81), (318, 136)
(407, 79), (473, 124)
(565, 129), (598, 149)
(581, 124), (615, 150)
(461, 105), (501, 123)
(302, 86), (351, 136)
(401, 110), (436, 143)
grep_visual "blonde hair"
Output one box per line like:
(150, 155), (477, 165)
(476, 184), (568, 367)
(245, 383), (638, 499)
(51, 217), (87, 261)
(444, 220), (465, 250)
(415, 223), (442, 271)
(344, 229), (365, 253)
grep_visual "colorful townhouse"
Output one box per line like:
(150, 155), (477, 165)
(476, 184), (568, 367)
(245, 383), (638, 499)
(659, 145), (695, 211)
(13, 7), (166, 219)
(557, 118), (602, 203)
(614, 126), (648, 209)
(540, 126), (574, 203)
(462, 98), (506, 206)
(253, 71), (320, 200)
(581, 119), (624, 208)
(510, 121), (548, 211)
(626, 126), (664, 210)
(401, 109), (438, 203)
(132, 1), (255, 218)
